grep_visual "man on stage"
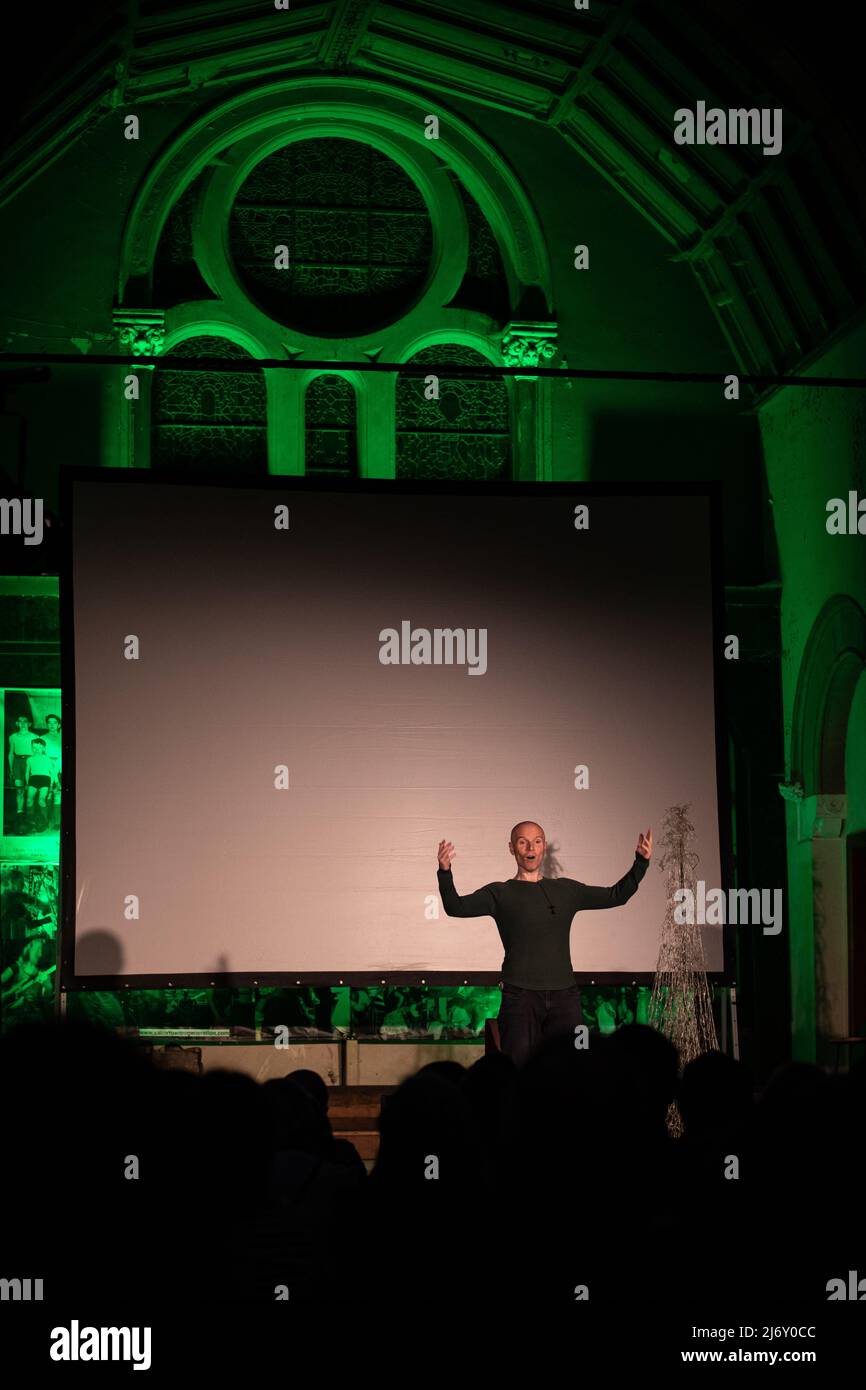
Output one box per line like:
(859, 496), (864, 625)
(436, 822), (652, 1066)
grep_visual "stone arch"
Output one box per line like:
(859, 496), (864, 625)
(788, 594), (866, 1059)
(790, 595), (866, 795)
(121, 79), (553, 478)
(118, 77), (551, 319)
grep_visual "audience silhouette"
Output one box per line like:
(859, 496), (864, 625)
(1, 1018), (861, 1310)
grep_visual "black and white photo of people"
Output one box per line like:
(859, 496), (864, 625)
(0, 864), (58, 1026)
(3, 691), (62, 837)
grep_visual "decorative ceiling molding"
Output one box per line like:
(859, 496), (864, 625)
(321, 0), (375, 71)
(0, 0), (863, 384)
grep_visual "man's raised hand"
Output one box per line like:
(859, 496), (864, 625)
(636, 827), (653, 860)
(437, 839), (456, 871)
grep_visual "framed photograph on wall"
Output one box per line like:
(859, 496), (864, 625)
(1, 687), (62, 851)
(0, 861), (59, 1030)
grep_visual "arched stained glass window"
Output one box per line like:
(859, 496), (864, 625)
(396, 345), (510, 480)
(152, 336), (266, 473)
(304, 375), (358, 477)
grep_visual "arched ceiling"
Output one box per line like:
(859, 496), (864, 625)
(1, 0), (863, 382)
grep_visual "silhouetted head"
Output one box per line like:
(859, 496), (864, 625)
(417, 1059), (466, 1086)
(678, 1049), (754, 1139)
(287, 1067), (329, 1113)
(606, 1023), (679, 1129)
(373, 1070), (482, 1194)
(263, 1075), (334, 1157)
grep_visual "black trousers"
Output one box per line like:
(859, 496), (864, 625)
(496, 981), (584, 1067)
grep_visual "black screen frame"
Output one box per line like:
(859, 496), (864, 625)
(59, 466), (736, 991)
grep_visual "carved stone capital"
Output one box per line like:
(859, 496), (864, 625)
(501, 321), (558, 372)
(113, 308), (166, 361)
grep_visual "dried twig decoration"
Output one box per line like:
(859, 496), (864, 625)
(648, 803), (719, 1135)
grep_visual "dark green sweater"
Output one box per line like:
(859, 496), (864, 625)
(436, 853), (649, 989)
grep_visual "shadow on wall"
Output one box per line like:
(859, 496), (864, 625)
(75, 930), (124, 975)
(75, 937), (236, 979)
(542, 838), (564, 878)
(587, 410), (774, 584)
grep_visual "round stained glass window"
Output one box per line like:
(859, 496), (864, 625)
(229, 138), (433, 336)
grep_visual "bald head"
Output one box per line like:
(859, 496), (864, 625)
(510, 821), (545, 845)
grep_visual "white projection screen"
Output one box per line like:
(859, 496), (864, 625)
(63, 472), (731, 987)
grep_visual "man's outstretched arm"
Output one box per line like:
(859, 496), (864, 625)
(436, 839), (497, 918)
(572, 828), (653, 910)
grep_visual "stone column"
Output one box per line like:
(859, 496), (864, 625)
(360, 373), (396, 478)
(110, 309), (166, 470)
(267, 361), (305, 475)
(500, 322), (557, 482)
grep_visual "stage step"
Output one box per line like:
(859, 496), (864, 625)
(326, 1084), (396, 1165)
